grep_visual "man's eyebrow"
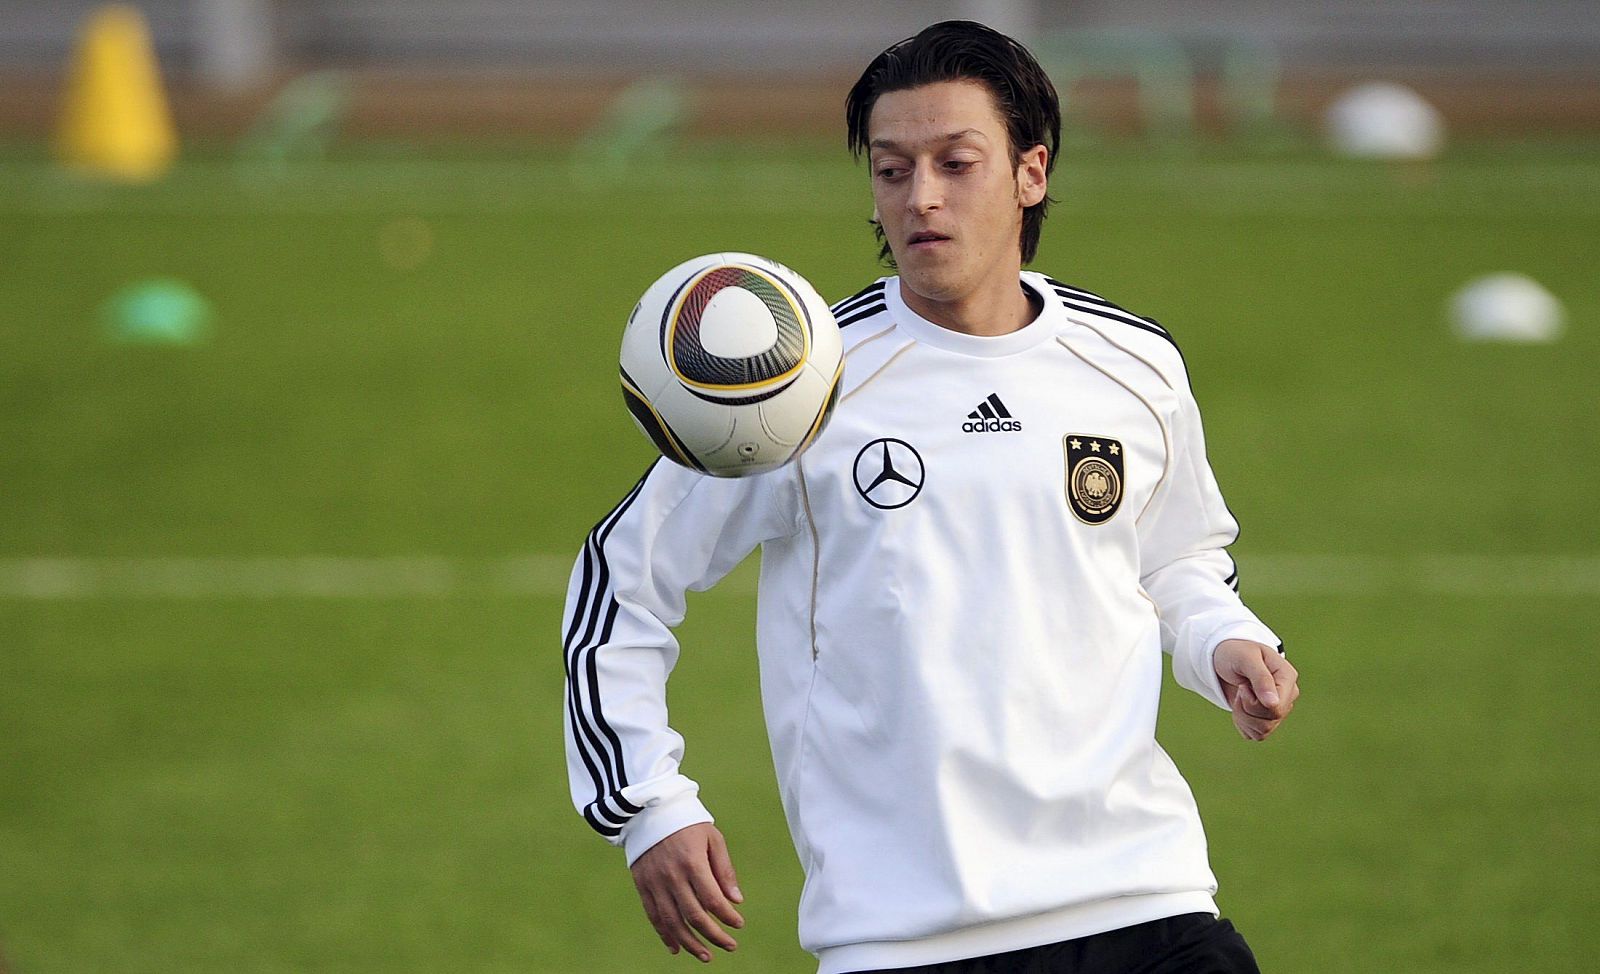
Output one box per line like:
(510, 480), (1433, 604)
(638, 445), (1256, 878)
(868, 128), (986, 151)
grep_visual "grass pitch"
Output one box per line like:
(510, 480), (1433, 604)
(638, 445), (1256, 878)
(1, 137), (1597, 972)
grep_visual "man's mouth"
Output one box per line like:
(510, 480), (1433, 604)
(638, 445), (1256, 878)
(908, 231), (951, 247)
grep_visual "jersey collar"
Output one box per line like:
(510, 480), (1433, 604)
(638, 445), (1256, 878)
(887, 273), (1062, 358)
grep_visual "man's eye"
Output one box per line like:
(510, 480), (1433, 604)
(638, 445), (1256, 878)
(945, 160), (976, 172)
(876, 167), (905, 180)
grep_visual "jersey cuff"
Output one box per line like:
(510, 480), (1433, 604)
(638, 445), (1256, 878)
(1205, 619), (1283, 657)
(1171, 614), (1281, 710)
(622, 791), (715, 866)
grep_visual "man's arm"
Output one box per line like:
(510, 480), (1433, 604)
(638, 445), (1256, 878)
(1137, 367), (1299, 739)
(561, 459), (797, 961)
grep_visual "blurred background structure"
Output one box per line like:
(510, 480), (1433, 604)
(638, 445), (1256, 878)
(2, 3), (1597, 974)
(3, 0), (1600, 140)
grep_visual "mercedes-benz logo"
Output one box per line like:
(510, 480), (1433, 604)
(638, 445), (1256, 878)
(852, 438), (925, 510)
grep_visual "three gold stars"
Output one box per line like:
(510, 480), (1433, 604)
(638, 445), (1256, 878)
(1069, 436), (1120, 456)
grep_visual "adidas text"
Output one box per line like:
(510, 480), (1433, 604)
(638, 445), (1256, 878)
(962, 418), (1023, 433)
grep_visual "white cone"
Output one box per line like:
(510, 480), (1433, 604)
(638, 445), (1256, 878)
(1450, 273), (1565, 343)
(1325, 82), (1445, 160)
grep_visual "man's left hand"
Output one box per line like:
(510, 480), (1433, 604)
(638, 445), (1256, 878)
(1213, 640), (1299, 741)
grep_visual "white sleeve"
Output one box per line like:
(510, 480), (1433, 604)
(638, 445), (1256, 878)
(1139, 371), (1282, 711)
(561, 459), (799, 863)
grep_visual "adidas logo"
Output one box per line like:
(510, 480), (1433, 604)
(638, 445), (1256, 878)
(962, 394), (1022, 433)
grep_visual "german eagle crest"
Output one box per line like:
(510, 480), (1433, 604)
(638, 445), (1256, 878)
(1064, 434), (1124, 524)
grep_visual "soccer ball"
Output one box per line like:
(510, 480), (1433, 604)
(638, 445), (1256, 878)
(619, 252), (844, 477)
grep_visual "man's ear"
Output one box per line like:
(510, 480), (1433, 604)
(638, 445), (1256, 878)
(1017, 144), (1048, 208)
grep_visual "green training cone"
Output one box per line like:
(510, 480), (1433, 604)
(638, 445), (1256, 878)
(101, 278), (212, 344)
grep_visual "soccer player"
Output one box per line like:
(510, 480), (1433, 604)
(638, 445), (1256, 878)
(562, 20), (1300, 974)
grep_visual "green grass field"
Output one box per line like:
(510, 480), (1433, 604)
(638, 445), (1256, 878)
(2, 136), (1598, 973)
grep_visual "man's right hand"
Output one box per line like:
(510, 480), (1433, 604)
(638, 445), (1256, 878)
(630, 823), (745, 963)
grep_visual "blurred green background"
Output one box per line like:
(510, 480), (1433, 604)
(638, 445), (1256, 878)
(3, 117), (1598, 974)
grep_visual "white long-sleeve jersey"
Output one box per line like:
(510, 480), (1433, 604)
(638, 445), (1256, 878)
(561, 271), (1281, 973)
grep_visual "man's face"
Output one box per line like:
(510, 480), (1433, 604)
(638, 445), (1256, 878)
(866, 80), (1047, 307)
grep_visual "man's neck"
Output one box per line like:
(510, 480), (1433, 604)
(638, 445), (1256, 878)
(900, 270), (1042, 338)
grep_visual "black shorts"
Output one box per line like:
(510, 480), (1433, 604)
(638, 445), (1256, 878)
(849, 913), (1261, 974)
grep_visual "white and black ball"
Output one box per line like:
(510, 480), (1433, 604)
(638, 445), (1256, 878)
(619, 253), (843, 477)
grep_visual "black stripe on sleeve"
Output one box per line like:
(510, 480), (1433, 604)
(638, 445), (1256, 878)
(836, 302), (888, 328)
(564, 463), (658, 835)
(829, 281), (886, 316)
(1055, 290), (1183, 356)
(563, 542), (622, 828)
(577, 489), (653, 816)
(580, 597), (641, 828)
(1046, 277), (1170, 335)
(567, 560), (634, 825)
(561, 535), (599, 659)
(831, 292), (884, 318)
(583, 805), (622, 838)
(1051, 286), (1166, 334)
(565, 499), (643, 828)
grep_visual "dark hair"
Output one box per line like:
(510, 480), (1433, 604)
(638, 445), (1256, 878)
(845, 20), (1061, 265)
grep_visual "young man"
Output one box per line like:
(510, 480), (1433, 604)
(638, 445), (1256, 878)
(562, 20), (1300, 974)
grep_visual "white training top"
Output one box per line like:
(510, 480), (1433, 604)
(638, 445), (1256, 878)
(561, 271), (1281, 973)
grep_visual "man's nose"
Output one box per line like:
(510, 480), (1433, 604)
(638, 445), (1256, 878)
(907, 163), (942, 214)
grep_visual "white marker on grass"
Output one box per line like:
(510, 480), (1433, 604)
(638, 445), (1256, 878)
(1450, 273), (1565, 343)
(1325, 82), (1445, 161)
